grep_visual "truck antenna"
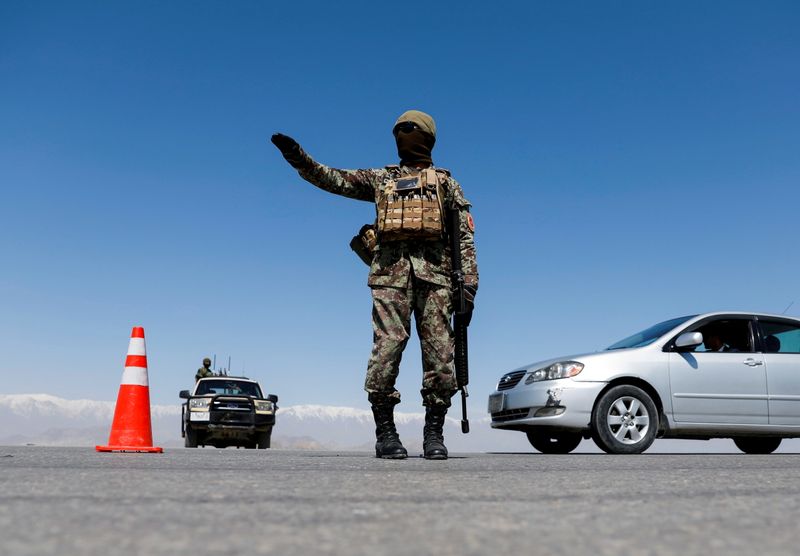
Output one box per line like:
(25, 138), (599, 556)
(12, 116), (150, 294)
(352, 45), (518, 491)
(782, 301), (794, 315)
(213, 354), (217, 374)
(227, 355), (231, 376)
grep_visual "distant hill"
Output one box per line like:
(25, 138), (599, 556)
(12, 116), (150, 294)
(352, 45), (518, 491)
(0, 394), (531, 452)
(2, 393), (786, 453)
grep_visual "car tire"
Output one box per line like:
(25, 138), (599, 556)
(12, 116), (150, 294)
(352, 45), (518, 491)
(257, 428), (272, 450)
(733, 437), (782, 454)
(591, 385), (658, 454)
(184, 426), (198, 448)
(526, 431), (582, 454)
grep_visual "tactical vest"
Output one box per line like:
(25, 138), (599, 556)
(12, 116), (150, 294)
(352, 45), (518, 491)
(376, 167), (446, 242)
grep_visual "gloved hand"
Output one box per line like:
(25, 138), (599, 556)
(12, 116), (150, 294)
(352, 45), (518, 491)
(462, 285), (477, 326)
(270, 133), (304, 168)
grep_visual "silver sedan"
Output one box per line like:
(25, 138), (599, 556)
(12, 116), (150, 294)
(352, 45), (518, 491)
(488, 312), (800, 454)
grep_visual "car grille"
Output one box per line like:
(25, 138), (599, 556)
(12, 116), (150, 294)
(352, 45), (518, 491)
(497, 370), (527, 391)
(491, 408), (531, 422)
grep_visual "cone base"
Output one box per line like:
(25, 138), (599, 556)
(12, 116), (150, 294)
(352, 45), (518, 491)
(96, 445), (163, 453)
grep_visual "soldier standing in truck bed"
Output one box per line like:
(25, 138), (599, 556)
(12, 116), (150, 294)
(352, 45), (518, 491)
(195, 357), (213, 382)
(271, 110), (478, 460)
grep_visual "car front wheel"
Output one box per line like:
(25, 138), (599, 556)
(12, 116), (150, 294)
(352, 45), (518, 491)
(592, 385), (658, 454)
(733, 437), (781, 454)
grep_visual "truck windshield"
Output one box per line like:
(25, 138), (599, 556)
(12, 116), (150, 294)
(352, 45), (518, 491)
(195, 380), (263, 397)
(606, 315), (696, 350)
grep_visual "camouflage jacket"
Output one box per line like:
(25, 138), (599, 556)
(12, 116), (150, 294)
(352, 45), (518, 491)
(295, 154), (478, 290)
(195, 367), (213, 381)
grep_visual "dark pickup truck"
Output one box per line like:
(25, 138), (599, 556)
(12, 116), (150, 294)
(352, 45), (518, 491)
(180, 376), (278, 449)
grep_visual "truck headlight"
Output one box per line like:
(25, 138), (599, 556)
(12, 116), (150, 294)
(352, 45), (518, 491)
(190, 398), (210, 410)
(255, 401), (274, 412)
(525, 361), (584, 384)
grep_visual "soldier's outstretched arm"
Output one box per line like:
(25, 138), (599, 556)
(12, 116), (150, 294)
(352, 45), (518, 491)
(271, 133), (377, 202)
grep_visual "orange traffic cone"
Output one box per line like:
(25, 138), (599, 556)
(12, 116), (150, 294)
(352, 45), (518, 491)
(96, 326), (163, 453)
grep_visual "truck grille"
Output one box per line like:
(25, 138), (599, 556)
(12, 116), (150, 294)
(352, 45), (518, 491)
(210, 410), (253, 424)
(212, 398), (252, 411)
(209, 397), (254, 424)
(491, 408), (531, 422)
(497, 371), (526, 391)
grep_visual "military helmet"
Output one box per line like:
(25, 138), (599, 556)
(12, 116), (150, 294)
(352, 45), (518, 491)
(202, 357), (211, 365)
(394, 110), (436, 138)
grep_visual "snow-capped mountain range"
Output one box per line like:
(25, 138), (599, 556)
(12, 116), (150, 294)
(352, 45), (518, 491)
(0, 394), (531, 452)
(3, 394), (783, 453)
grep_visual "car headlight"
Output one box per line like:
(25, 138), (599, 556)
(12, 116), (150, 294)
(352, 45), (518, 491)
(255, 400), (274, 412)
(189, 398), (210, 410)
(524, 361), (584, 384)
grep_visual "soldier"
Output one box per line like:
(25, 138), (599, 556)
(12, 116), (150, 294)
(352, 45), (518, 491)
(271, 110), (478, 460)
(196, 357), (213, 382)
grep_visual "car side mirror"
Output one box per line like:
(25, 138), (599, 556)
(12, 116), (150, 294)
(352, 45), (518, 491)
(675, 332), (703, 351)
(179, 390), (191, 399)
(267, 394), (279, 404)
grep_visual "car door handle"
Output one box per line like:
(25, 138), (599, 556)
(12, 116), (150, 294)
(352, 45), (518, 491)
(743, 358), (763, 367)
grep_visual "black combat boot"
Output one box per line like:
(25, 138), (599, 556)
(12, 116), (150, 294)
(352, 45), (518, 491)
(423, 406), (448, 460)
(371, 402), (408, 459)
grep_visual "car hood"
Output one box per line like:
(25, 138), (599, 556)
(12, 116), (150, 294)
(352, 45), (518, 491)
(509, 348), (640, 374)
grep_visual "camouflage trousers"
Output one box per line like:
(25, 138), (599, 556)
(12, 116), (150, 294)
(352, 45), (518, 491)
(365, 278), (457, 407)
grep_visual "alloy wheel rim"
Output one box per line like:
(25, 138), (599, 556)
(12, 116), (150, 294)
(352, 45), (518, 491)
(606, 396), (650, 445)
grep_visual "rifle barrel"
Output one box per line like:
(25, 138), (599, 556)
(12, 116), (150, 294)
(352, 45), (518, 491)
(448, 207), (470, 434)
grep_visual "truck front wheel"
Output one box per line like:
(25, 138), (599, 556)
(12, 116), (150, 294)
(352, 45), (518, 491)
(185, 425), (198, 448)
(257, 427), (272, 449)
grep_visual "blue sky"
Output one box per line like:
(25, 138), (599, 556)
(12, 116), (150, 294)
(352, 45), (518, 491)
(1, 1), (798, 411)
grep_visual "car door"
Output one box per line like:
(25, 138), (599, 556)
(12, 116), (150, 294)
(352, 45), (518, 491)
(668, 316), (768, 424)
(757, 317), (800, 426)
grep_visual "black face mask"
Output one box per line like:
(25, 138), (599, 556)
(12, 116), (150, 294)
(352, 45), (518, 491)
(395, 128), (435, 167)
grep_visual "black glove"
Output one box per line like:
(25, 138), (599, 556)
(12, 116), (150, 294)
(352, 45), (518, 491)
(462, 285), (477, 326)
(270, 133), (304, 168)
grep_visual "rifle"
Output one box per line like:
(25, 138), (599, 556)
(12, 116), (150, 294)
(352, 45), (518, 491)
(447, 206), (470, 434)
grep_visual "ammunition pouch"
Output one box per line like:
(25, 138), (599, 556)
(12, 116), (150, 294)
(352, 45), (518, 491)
(350, 224), (378, 266)
(376, 168), (445, 242)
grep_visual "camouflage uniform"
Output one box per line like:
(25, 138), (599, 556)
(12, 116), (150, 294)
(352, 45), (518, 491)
(292, 158), (479, 407)
(196, 363), (213, 382)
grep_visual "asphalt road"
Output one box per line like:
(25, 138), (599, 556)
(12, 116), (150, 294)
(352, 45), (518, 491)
(1, 446), (799, 556)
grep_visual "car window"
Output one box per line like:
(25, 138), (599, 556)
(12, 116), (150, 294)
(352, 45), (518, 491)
(607, 315), (696, 350)
(195, 381), (262, 397)
(759, 320), (800, 353)
(689, 319), (754, 353)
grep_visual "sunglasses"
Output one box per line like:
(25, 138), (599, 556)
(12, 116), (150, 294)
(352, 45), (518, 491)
(393, 122), (420, 134)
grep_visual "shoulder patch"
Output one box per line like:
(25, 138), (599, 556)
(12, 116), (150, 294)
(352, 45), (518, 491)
(467, 212), (475, 232)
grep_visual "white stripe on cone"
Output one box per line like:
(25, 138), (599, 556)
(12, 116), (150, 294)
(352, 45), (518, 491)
(121, 367), (149, 386)
(128, 337), (146, 356)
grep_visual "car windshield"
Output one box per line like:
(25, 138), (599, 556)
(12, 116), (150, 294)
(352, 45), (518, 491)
(606, 315), (696, 350)
(195, 380), (262, 397)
